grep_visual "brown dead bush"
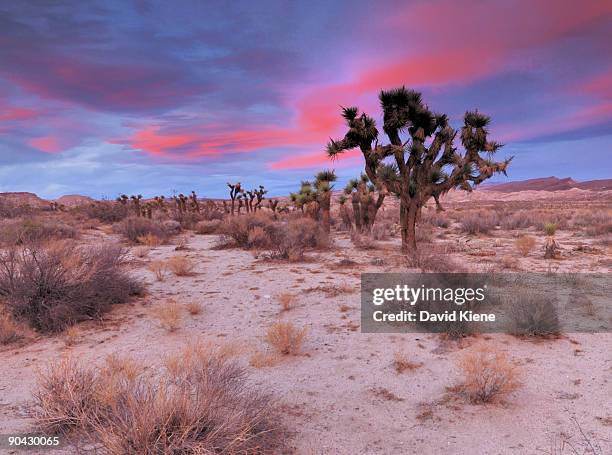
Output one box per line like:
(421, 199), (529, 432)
(195, 219), (222, 235)
(112, 217), (170, 244)
(265, 321), (307, 355)
(515, 235), (536, 257)
(0, 242), (143, 333)
(147, 260), (168, 281)
(393, 351), (423, 373)
(276, 292), (297, 312)
(154, 300), (182, 332)
(506, 291), (561, 337)
(34, 349), (285, 454)
(0, 218), (77, 246)
(459, 211), (498, 235)
(166, 256), (195, 276)
(0, 310), (27, 345)
(456, 345), (521, 404)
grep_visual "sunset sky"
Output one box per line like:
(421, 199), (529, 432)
(0, 0), (610, 198)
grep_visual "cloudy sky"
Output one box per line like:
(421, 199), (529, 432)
(0, 0), (610, 199)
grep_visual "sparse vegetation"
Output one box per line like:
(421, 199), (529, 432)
(154, 300), (182, 332)
(166, 256), (195, 276)
(393, 351), (423, 373)
(0, 242), (142, 333)
(276, 292), (297, 312)
(506, 292), (561, 337)
(455, 345), (521, 404)
(265, 321), (307, 355)
(515, 235), (536, 257)
(34, 349), (285, 454)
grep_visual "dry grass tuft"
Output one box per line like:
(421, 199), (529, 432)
(393, 351), (423, 373)
(265, 321), (307, 355)
(147, 260), (168, 281)
(185, 301), (203, 316)
(166, 256), (195, 276)
(62, 325), (81, 347)
(0, 310), (27, 345)
(515, 235), (536, 257)
(132, 246), (150, 258)
(455, 345), (521, 404)
(276, 292), (297, 312)
(249, 351), (281, 368)
(154, 299), (182, 332)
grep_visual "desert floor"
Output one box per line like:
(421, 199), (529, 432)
(1, 192), (611, 455)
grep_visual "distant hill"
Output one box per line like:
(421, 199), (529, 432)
(0, 191), (48, 208)
(483, 177), (612, 192)
(55, 195), (95, 207)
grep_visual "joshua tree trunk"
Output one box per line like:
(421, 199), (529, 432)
(351, 193), (362, 232)
(339, 204), (352, 231)
(318, 193), (331, 233)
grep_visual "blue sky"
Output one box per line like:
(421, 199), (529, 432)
(0, 0), (610, 198)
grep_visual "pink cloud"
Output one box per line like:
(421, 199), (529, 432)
(28, 136), (63, 153)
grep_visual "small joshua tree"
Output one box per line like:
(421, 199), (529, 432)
(315, 170), (337, 233)
(130, 194), (143, 217)
(189, 190), (200, 213)
(267, 199), (279, 213)
(327, 87), (511, 252)
(253, 185), (267, 211)
(227, 182), (242, 215)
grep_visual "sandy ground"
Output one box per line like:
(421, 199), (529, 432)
(1, 220), (611, 455)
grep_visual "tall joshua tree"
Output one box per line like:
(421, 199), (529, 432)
(314, 170), (337, 233)
(327, 87), (511, 252)
(253, 185), (267, 211)
(227, 182), (242, 215)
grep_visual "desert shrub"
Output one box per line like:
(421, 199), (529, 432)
(219, 212), (275, 247)
(166, 256), (195, 276)
(459, 211), (498, 235)
(515, 235), (536, 257)
(0, 310), (26, 345)
(276, 292), (296, 312)
(220, 213), (328, 261)
(154, 300), (182, 332)
(34, 350), (284, 454)
(0, 242), (143, 333)
(371, 221), (392, 240)
(415, 225), (433, 243)
(137, 233), (162, 247)
(84, 202), (129, 223)
(112, 217), (170, 244)
(406, 251), (467, 273)
(0, 199), (36, 218)
(0, 218), (77, 245)
(195, 219), (221, 234)
(506, 292), (561, 337)
(350, 231), (376, 250)
(500, 211), (535, 230)
(265, 321), (307, 355)
(132, 246), (150, 258)
(393, 351), (422, 373)
(161, 219), (182, 236)
(147, 260), (168, 281)
(185, 301), (202, 316)
(423, 211), (449, 228)
(543, 222), (558, 236)
(456, 345), (521, 404)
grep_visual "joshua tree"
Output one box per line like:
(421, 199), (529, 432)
(130, 195), (143, 216)
(189, 190), (200, 213)
(314, 170), (337, 233)
(227, 182), (242, 215)
(337, 195), (353, 231)
(253, 185), (267, 211)
(327, 87), (511, 252)
(116, 194), (129, 205)
(267, 199), (279, 213)
(289, 181), (316, 213)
